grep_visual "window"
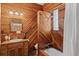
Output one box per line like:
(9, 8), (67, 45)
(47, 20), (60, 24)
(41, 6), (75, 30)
(53, 9), (59, 31)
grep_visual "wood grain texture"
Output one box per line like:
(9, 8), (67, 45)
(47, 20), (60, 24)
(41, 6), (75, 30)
(0, 42), (28, 56)
(38, 11), (52, 49)
(0, 4), (1, 55)
(39, 50), (48, 56)
(1, 3), (42, 55)
(43, 3), (65, 51)
(1, 3), (65, 56)
(0, 4), (1, 43)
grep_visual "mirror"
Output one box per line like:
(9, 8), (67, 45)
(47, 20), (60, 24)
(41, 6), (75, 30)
(10, 18), (22, 32)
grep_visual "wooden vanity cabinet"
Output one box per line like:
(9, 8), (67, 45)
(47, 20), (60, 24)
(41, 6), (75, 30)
(0, 42), (28, 56)
(0, 45), (7, 56)
(7, 43), (19, 56)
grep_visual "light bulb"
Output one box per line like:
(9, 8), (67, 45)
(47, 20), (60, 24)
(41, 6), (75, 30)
(9, 11), (13, 15)
(20, 13), (23, 16)
(15, 12), (19, 16)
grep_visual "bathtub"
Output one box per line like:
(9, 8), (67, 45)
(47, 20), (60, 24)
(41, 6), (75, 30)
(44, 48), (63, 56)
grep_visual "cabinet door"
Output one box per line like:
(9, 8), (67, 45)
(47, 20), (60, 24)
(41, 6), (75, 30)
(17, 43), (24, 56)
(7, 48), (18, 56)
(7, 43), (18, 56)
(0, 45), (7, 56)
(18, 48), (24, 56)
(23, 42), (28, 56)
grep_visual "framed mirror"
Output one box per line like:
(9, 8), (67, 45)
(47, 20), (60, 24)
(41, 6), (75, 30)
(10, 18), (22, 32)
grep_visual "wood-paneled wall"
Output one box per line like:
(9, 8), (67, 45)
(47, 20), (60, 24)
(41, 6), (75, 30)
(0, 3), (1, 55)
(1, 3), (42, 52)
(43, 3), (65, 51)
(1, 3), (65, 56)
(0, 4), (1, 43)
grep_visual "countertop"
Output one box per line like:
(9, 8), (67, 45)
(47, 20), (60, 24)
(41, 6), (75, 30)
(0, 39), (29, 45)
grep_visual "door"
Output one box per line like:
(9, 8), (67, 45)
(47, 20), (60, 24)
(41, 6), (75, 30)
(37, 11), (52, 51)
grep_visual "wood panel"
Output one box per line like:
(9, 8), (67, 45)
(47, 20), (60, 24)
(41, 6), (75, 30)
(1, 3), (42, 55)
(0, 42), (28, 56)
(43, 3), (65, 51)
(0, 4), (1, 43)
(1, 3), (65, 55)
(39, 50), (48, 56)
(0, 3), (1, 55)
(38, 11), (52, 49)
(1, 3), (42, 33)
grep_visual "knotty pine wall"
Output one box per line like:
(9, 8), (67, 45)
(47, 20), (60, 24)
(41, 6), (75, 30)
(1, 3), (65, 54)
(43, 3), (65, 51)
(0, 4), (1, 43)
(0, 4), (1, 55)
(1, 3), (42, 51)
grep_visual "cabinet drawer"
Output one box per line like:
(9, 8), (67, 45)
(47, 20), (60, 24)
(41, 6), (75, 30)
(1, 45), (7, 49)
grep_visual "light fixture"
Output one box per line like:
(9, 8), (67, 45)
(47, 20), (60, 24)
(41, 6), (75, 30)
(15, 12), (19, 16)
(9, 11), (23, 16)
(20, 13), (23, 16)
(9, 11), (13, 15)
